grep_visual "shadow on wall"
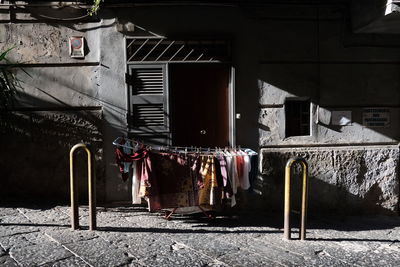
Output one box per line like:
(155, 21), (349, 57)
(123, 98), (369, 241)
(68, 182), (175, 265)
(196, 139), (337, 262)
(0, 95), (105, 204)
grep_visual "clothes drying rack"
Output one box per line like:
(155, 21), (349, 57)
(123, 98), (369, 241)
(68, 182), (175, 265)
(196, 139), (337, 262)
(112, 137), (258, 220)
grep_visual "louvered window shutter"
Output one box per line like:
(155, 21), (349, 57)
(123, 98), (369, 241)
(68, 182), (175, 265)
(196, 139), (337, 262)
(127, 65), (169, 137)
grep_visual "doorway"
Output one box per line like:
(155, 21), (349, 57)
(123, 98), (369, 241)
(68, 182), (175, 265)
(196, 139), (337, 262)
(169, 64), (230, 147)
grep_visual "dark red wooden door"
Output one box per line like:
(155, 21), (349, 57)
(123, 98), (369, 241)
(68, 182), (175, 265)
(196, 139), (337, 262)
(169, 64), (230, 147)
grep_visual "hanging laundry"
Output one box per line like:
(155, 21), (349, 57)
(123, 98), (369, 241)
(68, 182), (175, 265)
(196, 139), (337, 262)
(245, 149), (259, 193)
(225, 151), (238, 207)
(145, 152), (198, 212)
(112, 137), (258, 213)
(131, 161), (141, 204)
(114, 138), (147, 182)
(237, 150), (251, 190)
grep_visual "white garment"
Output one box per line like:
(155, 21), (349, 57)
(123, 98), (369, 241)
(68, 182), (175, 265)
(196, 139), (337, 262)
(239, 150), (251, 190)
(225, 151), (237, 207)
(131, 161), (142, 204)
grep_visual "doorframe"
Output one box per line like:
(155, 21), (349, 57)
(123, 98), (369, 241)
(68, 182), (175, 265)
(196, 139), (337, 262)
(229, 65), (236, 147)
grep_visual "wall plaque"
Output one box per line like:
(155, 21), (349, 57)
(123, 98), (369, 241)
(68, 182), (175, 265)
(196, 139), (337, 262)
(363, 108), (390, 127)
(69, 36), (85, 58)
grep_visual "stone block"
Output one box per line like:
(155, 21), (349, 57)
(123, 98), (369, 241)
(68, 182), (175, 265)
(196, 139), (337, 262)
(260, 146), (399, 214)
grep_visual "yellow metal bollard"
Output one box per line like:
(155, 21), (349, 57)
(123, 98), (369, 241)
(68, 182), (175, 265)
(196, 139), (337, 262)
(69, 143), (96, 231)
(284, 157), (309, 240)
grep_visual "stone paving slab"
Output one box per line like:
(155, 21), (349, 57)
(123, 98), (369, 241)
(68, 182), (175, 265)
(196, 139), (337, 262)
(0, 213), (40, 238)
(218, 250), (282, 267)
(45, 228), (99, 245)
(136, 242), (214, 267)
(0, 254), (19, 267)
(10, 243), (74, 266)
(40, 256), (89, 267)
(62, 237), (134, 266)
(16, 207), (70, 225)
(0, 231), (43, 250)
(0, 208), (20, 216)
(170, 233), (241, 259)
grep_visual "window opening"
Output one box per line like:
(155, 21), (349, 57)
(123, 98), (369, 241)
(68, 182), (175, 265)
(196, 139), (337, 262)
(285, 99), (310, 137)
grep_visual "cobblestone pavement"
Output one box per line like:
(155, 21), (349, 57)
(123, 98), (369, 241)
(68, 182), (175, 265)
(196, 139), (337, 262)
(0, 203), (399, 266)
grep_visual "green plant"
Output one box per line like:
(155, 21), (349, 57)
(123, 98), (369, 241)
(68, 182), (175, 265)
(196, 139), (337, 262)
(0, 47), (19, 110)
(88, 0), (104, 16)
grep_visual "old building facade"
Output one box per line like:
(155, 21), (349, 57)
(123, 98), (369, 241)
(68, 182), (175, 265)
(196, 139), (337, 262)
(0, 0), (399, 214)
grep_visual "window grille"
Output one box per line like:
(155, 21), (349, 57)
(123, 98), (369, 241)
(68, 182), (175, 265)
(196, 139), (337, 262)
(285, 99), (311, 137)
(126, 38), (230, 63)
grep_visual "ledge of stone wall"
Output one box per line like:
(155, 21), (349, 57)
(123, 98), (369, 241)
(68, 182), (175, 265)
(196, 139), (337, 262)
(259, 145), (399, 215)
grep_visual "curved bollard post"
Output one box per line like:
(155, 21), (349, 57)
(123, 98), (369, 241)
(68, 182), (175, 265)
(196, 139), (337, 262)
(70, 143), (96, 231)
(284, 157), (309, 240)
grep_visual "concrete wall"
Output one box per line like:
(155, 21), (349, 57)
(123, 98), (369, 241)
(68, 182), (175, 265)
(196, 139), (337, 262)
(0, 2), (399, 213)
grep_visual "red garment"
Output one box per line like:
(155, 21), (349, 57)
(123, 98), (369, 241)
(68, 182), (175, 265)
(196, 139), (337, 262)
(146, 152), (198, 211)
(236, 155), (244, 181)
(115, 147), (148, 181)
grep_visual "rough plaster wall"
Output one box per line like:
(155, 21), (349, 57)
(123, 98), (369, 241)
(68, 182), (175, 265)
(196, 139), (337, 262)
(97, 14), (131, 202)
(0, 110), (104, 202)
(13, 66), (100, 108)
(260, 146), (399, 214)
(0, 23), (100, 64)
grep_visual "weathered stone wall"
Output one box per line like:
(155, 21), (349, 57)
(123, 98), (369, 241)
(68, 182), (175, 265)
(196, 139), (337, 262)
(259, 146), (399, 215)
(0, 110), (104, 203)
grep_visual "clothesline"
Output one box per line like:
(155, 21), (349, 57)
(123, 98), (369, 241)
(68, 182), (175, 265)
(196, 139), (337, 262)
(112, 137), (258, 156)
